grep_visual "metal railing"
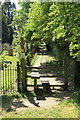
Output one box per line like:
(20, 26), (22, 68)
(1, 64), (17, 94)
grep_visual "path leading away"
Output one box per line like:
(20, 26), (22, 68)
(33, 46), (64, 87)
(33, 53), (43, 67)
(10, 45), (74, 109)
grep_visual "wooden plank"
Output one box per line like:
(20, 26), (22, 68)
(34, 78), (37, 92)
(40, 78), (49, 84)
(40, 75), (64, 77)
(31, 72), (40, 79)
(27, 84), (65, 87)
(63, 57), (68, 90)
(26, 75), (64, 78)
(26, 66), (63, 70)
(41, 81), (49, 83)
(31, 72), (40, 92)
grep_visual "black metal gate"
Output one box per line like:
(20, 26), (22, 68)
(1, 64), (17, 94)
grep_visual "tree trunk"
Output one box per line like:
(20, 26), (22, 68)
(74, 60), (80, 91)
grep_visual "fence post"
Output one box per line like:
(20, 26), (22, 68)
(63, 56), (68, 90)
(20, 37), (27, 93)
(17, 62), (21, 93)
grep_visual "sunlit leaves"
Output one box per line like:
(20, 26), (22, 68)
(48, 2), (80, 60)
(11, 2), (80, 60)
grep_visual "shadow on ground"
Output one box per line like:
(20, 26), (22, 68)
(2, 88), (80, 112)
(2, 94), (28, 112)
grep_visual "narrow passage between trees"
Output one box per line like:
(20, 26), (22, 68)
(31, 43), (65, 91)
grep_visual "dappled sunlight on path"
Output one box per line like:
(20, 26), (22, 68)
(25, 44), (74, 108)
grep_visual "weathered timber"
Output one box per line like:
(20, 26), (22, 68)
(27, 84), (65, 87)
(63, 56), (68, 90)
(21, 37), (27, 93)
(17, 62), (21, 92)
(27, 75), (64, 78)
(31, 72), (40, 92)
(26, 66), (63, 70)
(40, 79), (50, 92)
(74, 60), (80, 90)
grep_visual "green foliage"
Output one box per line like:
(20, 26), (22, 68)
(48, 2), (80, 60)
(12, 2), (53, 52)
(8, 2), (80, 60)
(2, 1), (16, 44)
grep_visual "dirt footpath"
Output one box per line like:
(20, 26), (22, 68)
(11, 90), (74, 109)
(11, 49), (74, 109)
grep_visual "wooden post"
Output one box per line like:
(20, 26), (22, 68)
(20, 37), (27, 93)
(74, 59), (80, 91)
(31, 72), (40, 93)
(63, 56), (68, 90)
(17, 62), (21, 93)
(34, 78), (37, 92)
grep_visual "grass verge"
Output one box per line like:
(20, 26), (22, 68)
(2, 91), (79, 118)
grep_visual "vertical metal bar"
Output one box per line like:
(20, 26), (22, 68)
(14, 66), (16, 92)
(11, 66), (12, 93)
(8, 66), (9, 92)
(17, 62), (21, 93)
(15, 66), (17, 92)
(6, 67), (7, 94)
(10, 66), (12, 92)
(13, 66), (15, 93)
(4, 66), (5, 92)
(5, 67), (7, 92)
(8, 65), (10, 93)
(6, 68), (8, 92)
(4, 66), (5, 94)
(3, 67), (4, 94)
(13, 66), (14, 92)
(11, 66), (13, 93)
(3, 67), (5, 93)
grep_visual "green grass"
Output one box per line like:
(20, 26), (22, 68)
(2, 92), (79, 118)
(1, 66), (17, 93)
(0, 50), (18, 93)
(1, 50), (79, 118)
(3, 107), (61, 118)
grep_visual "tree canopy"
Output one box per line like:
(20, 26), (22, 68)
(12, 2), (80, 61)
(2, 0), (16, 44)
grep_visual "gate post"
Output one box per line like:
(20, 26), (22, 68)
(63, 56), (68, 90)
(17, 62), (21, 93)
(20, 37), (27, 93)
